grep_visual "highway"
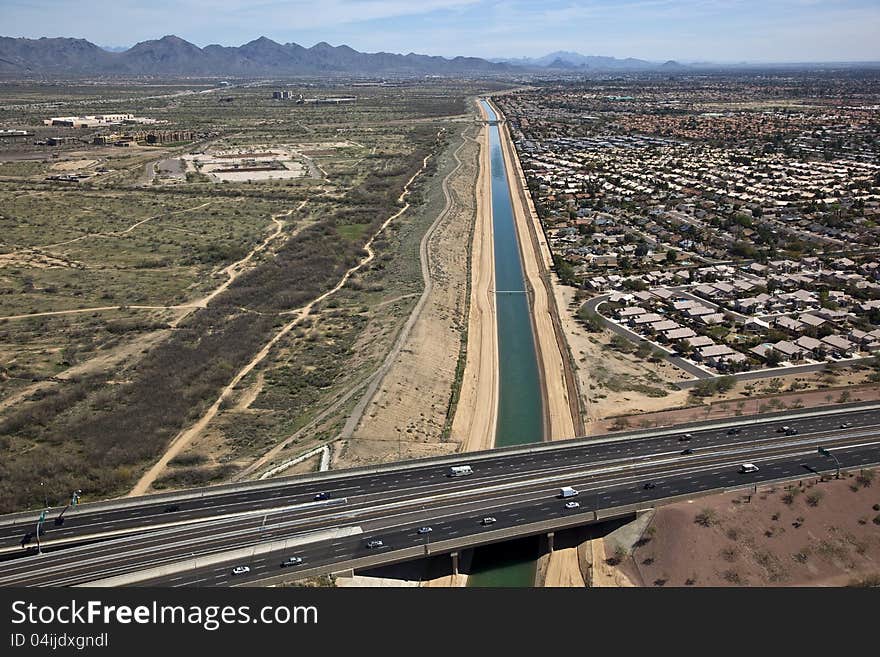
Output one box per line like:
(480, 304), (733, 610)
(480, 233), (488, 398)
(0, 402), (876, 586)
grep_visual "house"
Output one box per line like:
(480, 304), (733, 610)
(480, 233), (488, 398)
(651, 320), (680, 332)
(772, 341), (804, 361)
(775, 316), (804, 333)
(798, 313), (826, 329)
(743, 317), (771, 332)
(687, 335), (716, 348)
(795, 335), (825, 357)
(618, 306), (647, 318)
(821, 334), (855, 357)
(699, 313), (726, 325)
(632, 313), (664, 326)
(696, 344), (736, 361)
(686, 305), (715, 318)
(664, 327), (698, 341)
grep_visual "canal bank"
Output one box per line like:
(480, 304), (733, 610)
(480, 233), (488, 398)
(466, 99), (545, 587)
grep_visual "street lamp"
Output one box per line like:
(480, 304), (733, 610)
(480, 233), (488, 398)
(35, 509), (48, 556)
(818, 447), (840, 479)
(39, 482), (48, 509)
(56, 489), (81, 525)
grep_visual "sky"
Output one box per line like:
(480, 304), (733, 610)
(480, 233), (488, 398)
(4, 0), (880, 62)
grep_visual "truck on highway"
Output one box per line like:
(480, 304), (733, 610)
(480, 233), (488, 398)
(448, 465), (473, 477)
(559, 486), (579, 498)
(739, 463), (759, 473)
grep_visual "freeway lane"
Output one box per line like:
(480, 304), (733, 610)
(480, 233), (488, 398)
(2, 428), (877, 586)
(144, 443), (880, 587)
(3, 403), (878, 556)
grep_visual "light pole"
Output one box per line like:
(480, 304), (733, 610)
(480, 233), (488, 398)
(56, 489), (81, 525)
(818, 447), (840, 479)
(39, 482), (48, 509)
(35, 509), (47, 556)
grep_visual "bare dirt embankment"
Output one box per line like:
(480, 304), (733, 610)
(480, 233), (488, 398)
(338, 125), (480, 465)
(611, 468), (880, 587)
(449, 112), (499, 456)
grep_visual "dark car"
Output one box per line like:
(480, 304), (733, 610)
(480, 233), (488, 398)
(681, 448), (694, 455)
(281, 557), (303, 568)
(678, 433), (693, 441)
(313, 492), (329, 501)
(163, 504), (180, 513)
(643, 481), (656, 489)
(727, 428), (742, 435)
(785, 428), (798, 436)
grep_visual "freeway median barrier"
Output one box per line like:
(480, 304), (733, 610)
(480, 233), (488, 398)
(76, 526), (364, 587)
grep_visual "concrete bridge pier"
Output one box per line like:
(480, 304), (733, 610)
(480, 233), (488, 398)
(451, 552), (459, 575)
(547, 531), (555, 552)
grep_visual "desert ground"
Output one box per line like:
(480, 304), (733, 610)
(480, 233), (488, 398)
(607, 467), (880, 587)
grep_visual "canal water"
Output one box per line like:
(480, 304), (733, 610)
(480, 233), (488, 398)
(467, 100), (544, 588)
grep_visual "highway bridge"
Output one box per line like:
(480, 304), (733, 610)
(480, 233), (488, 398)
(0, 402), (877, 587)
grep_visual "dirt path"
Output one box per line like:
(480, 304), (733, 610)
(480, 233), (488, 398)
(237, 129), (467, 479)
(130, 147), (438, 495)
(188, 201), (305, 312)
(339, 128), (474, 449)
(0, 203), (306, 327)
(27, 201), (214, 251)
(450, 113), (499, 454)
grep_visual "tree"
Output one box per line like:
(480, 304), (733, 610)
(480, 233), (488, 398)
(665, 249), (678, 264)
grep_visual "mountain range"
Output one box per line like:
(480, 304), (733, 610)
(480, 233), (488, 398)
(0, 35), (511, 77)
(491, 50), (685, 70)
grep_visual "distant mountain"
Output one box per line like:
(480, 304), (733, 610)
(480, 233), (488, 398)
(0, 35), (512, 77)
(492, 51), (680, 71)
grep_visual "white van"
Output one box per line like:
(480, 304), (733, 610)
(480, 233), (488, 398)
(448, 465), (473, 477)
(739, 463), (759, 473)
(559, 486), (579, 498)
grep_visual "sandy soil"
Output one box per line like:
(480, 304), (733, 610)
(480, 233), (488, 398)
(542, 547), (587, 587)
(623, 468), (880, 587)
(591, 383), (880, 434)
(449, 115), (499, 454)
(50, 159), (97, 171)
(591, 540), (637, 587)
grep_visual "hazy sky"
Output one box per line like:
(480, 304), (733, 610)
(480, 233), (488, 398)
(4, 0), (879, 62)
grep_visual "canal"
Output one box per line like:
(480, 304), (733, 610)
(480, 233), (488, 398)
(467, 99), (545, 587)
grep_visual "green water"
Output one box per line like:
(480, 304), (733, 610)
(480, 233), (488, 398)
(467, 100), (544, 588)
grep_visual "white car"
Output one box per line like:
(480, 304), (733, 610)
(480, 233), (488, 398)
(365, 539), (384, 549)
(480, 517), (497, 525)
(564, 501), (580, 509)
(416, 526), (433, 534)
(231, 565), (250, 575)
